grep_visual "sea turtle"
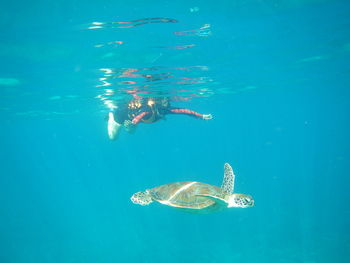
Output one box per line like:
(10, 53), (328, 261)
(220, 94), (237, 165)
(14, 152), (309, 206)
(130, 163), (254, 213)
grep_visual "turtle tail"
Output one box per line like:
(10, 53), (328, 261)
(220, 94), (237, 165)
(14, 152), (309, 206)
(131, 191), (153, 206)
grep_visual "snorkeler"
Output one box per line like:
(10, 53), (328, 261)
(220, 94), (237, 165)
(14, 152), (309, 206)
(107, 97), (212, 140)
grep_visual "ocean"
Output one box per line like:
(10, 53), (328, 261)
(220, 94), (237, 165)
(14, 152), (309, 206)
(0, 0), (349, 262)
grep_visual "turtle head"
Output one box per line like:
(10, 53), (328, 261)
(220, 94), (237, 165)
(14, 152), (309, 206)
(227, 193), (254, 208)
(131, 190), (153, 206)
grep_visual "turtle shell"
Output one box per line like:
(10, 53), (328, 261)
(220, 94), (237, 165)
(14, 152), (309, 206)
(148, 181), (225, 210)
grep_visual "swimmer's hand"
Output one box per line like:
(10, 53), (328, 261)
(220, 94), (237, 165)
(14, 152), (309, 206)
(202, 114), (213, 120)
(124, 120), (136, 133)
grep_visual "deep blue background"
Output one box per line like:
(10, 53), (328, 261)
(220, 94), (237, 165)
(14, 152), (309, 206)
(1, 0), (349, 262)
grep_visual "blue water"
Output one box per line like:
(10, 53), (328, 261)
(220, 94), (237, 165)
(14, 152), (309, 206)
(1, 0), (350, 262)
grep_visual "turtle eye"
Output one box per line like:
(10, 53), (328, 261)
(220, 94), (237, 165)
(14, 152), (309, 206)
(245, 197), (254, 206)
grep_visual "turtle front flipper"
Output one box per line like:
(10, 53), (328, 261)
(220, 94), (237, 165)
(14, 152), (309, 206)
(221, 163), (235, 194)
(131, 191), (153, 206)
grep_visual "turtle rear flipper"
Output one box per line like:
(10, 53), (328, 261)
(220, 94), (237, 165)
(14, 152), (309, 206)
(221, 163), (235, 194)
(131, 191), (153, 206)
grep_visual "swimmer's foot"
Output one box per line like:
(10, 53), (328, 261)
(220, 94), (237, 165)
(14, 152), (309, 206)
(108, 112), (121, 140)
